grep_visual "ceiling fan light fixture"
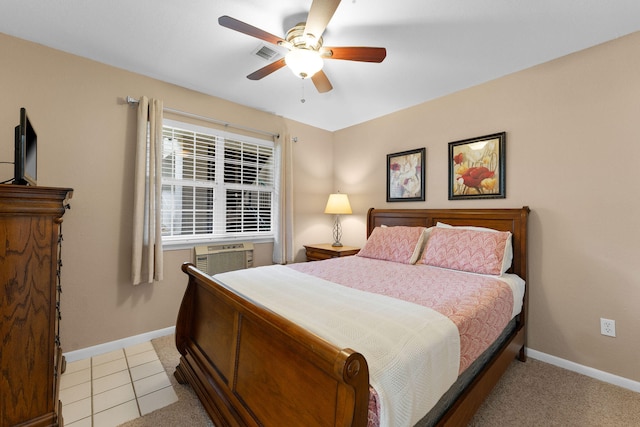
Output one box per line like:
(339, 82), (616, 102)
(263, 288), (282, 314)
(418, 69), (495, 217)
(285, 48), (323, 79)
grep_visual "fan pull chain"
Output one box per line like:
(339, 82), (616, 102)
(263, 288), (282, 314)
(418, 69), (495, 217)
(300, 80), (306, 104)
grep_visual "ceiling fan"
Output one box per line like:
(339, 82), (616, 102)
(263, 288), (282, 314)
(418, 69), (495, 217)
(218, 0), (387, 93)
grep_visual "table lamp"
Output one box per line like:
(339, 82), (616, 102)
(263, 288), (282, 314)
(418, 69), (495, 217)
(324, 193), (352, 247)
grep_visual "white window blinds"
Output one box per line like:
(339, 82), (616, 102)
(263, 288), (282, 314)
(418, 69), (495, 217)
(161, 121), (275, 244)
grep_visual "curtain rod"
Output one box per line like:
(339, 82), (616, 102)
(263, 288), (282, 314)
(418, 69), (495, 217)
(125, 96), (279, 139)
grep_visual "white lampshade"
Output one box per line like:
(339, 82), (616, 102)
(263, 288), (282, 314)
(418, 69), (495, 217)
(324, 193), (352, 215)
(285, 48), (324, 79)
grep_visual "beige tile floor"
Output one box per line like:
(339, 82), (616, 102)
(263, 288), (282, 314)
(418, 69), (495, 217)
(60, 341), (178, 427)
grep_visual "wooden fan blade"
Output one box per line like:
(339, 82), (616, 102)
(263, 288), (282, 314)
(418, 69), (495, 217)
(320, 46), (387, 62)
(219, 15), (286, 46)
(247, 58), (287, 80)
(305, 0), (341, 41)
(311, 70), (333, 93)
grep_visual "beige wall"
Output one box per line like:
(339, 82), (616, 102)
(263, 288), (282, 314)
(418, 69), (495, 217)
(2, 29), (639, 384)
(289, 122), (337, 262)
(0, 33), (333, 351)
(333, 32), (640, 382)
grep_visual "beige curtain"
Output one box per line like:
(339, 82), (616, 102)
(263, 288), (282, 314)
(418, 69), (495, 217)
(131, 96), (164, 285)
(272, 130), (294, 264)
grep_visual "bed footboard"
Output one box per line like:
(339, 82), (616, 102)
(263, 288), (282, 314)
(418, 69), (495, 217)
(174, 263), (370, 427)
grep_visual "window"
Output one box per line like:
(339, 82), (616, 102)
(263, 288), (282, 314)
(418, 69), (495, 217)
(161, 120), (275, 245)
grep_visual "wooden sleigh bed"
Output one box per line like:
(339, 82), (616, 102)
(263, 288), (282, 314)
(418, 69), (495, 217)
(174, 207), (530, 426)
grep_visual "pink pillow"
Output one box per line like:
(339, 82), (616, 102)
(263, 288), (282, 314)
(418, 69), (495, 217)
(420, 227), (511, 275)
(357, 226), (427, 264)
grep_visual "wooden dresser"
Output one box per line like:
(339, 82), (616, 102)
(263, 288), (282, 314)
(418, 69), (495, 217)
(0, 185), (72, 427)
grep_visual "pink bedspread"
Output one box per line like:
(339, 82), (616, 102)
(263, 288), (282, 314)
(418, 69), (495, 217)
(289, 256), (514, 373)
(288, 256), (514, 426)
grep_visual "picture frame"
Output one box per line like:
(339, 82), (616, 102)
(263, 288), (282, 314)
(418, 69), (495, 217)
(448, 132), (506, 200)
(387, 147), (425, 202)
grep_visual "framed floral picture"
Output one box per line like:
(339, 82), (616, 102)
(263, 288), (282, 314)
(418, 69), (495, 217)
(448, 132), (506, 200)
(387, 147), (425, 202)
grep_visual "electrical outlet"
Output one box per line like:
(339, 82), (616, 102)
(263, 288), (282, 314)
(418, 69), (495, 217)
(600, 318), (616, 337)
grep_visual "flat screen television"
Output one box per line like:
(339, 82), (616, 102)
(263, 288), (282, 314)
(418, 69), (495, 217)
(14, 107), (37, 185)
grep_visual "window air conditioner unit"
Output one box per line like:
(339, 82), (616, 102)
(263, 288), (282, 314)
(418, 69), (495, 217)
(194, 243), (254, 276)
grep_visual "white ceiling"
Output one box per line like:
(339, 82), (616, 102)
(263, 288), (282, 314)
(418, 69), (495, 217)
(1, 0), (639, 131)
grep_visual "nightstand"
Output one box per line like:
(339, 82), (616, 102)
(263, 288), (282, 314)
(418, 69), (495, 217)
(304, 243), (360, 261)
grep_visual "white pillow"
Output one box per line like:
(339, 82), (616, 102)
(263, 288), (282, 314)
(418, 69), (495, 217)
(411, 227), (433, 264)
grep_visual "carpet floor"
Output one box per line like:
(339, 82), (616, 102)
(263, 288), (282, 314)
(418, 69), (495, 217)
(118, 334), (640, 426)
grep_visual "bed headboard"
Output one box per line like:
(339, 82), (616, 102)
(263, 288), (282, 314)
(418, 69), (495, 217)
(366, 207), (530, 282)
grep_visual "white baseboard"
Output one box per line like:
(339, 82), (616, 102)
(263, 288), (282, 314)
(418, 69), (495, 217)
(527, 348), (640, 393)
(62, 333), (640, 394)
(63, 326), (175, 363)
